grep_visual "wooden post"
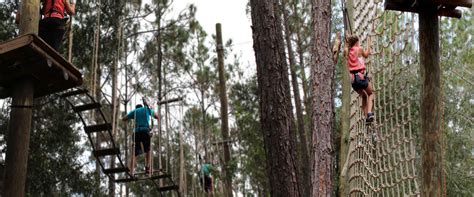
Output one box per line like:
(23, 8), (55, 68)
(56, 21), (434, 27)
(419, 5), (444, 196)
(216, 23), (233, 197)
(339, 1), (353, 196)
(18, 0), (40, 35)
(2, 0), (39, 196)
(67, 18), (73, 62)
(3, 78), (34, 197)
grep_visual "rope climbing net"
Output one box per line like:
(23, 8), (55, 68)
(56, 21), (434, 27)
(346, 0), (421, 196)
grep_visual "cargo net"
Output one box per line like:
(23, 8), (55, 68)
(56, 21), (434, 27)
(345, 0), (421, 196)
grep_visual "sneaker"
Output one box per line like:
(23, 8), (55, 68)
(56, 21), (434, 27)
(366, 112), (374, 123)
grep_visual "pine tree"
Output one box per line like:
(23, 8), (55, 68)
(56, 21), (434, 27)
(309, 0), (335, 195)
(250, 0), (300, 195)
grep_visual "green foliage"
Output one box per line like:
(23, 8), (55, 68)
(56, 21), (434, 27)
(441, 8), (474, 195)
(0, 1), (17, 40)
(0, 98), (99, 195)
(26, 98), (99, 195)
(229, 76), (269, 194)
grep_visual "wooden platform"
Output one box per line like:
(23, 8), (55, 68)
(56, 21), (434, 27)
(385, 0), (472, 18)
(0, 34), (82, 98)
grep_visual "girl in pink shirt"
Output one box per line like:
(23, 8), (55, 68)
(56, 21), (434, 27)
(346, 35), (374, 123)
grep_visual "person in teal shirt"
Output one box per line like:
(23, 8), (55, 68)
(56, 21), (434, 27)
(200, 160), (214, 194)
(122, 104), (159, 175)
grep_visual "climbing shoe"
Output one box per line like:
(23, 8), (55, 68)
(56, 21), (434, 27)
(366, 112), (375, 123)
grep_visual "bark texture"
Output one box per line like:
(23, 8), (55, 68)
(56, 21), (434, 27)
(310, 0), (335, 196)
(216, 23), (233, 197)
(250, 0), (300, 196)
(282, 1), (310, 196)
(3, 0), (39, 196)
(419, 5), (444, 196)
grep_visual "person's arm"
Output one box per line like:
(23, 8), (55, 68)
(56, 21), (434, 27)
(122, 110), (134, 121)
(64, 0), (76, 16)
(361, 37), (372, 58)
(122, 115), (129, 121)
(152, 109), (159, 120)
(360, 46), (370, 58)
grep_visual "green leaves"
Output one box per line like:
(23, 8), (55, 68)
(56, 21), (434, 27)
(441, 9), (474, 195)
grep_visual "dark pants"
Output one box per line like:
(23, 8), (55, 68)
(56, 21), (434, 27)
(200, 175), (212, 193)
(351, 72), (369, 91)
(134, 132), (150, 156)
(39, 17), (66, 51)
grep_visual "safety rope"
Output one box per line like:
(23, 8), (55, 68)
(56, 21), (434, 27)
(345, 0), (421, 196)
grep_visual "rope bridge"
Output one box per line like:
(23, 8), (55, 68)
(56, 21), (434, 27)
(345, 0), (420, 196)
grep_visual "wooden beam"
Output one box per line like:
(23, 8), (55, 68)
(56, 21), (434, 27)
(0, 34), (83, 98)
(385, 1), (418, 13)
(434, 0), (472, 8)
(0, 35), (32, 54)
(385, 1), (464, 18)
(157, 97), (183, 105)
(438, 7), (462, 18)
(30, 44), (80, 83)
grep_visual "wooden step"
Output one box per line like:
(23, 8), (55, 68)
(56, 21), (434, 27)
(149, 174), (171, 180)
(84, 123), (111, 134)
(104, 167), (129, 174)
(73, 103), (101, 112)
(115, 174), (171, 183)
(60, 89), (88, 98)
(158, 185), (179, 192)
(115, 177), (136, 183)
(133, 172), (171, 179)
(93, 148), (120, 157)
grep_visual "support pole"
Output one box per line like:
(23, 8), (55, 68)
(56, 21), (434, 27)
(419, 5), (444, 196)
(2, 0), (39, 196)
(3, 79), (34, 197)
(18, 0), (40, 35)
(216, 23), (233, 197)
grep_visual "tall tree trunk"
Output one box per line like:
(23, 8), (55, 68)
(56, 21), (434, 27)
(419, 5), (444, 196)
(91, 1), (102, 194)
(155, 5), (164, 179)
(250, 0), (300, 196)
(292, 1), (312, 150)
(216, 23), (233, 197)
(310, 0), (334, 196)
(108, 11), (123, 196)
(164, 63), (171, 175)
(281, 1), (310, 196)
(339, 1), (353, 196)
(200, 88), (207, 157)
(123, 32), (130, 197)
(179, 102), (186, 196)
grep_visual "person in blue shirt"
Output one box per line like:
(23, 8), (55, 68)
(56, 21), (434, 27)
(200, 159), (214, 194)
(122, 104), (159, 175)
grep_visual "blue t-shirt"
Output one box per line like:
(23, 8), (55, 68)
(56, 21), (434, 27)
(201, 163), (212, 176)
(126, 107), (155, 132)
